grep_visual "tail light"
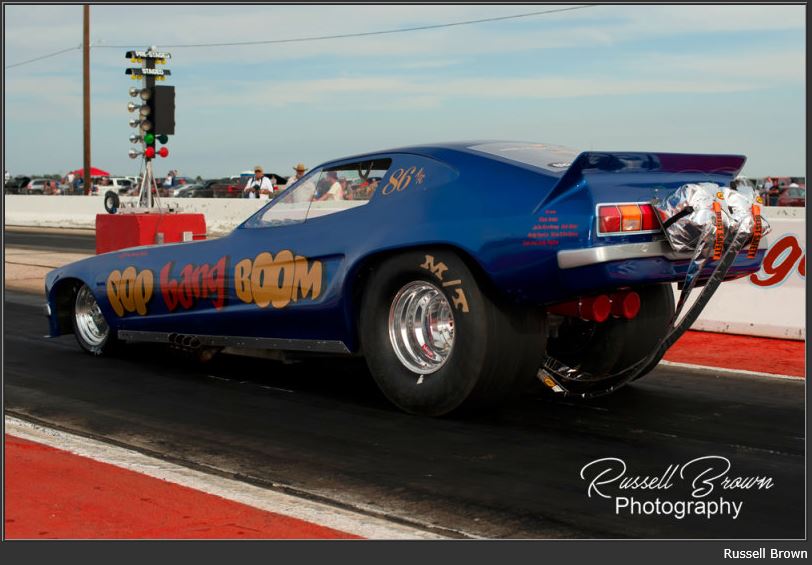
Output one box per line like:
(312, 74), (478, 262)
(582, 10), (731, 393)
(597, 203), (659, 236)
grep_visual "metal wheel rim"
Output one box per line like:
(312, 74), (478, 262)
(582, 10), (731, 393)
(75, 286), (109, 347)
(388, 281), (455, 375)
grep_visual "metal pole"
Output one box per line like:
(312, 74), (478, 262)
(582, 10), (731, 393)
(145, 49), (155, 209)
(82, 4), (91, 195)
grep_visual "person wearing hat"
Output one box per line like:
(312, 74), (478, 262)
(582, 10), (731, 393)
(244, 165), (274, 199)
(282, 163), (307, 190)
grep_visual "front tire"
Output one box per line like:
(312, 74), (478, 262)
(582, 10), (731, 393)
(359, 249), (545, 416)
(72, 284), (117, 355)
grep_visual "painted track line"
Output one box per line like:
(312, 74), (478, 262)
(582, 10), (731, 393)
(5, 416), (446, 540)
(657, 360), (804, 381)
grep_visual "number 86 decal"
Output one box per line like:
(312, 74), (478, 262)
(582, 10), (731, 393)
(382, 166), (425, 196)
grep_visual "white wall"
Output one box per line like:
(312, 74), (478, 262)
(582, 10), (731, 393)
(687, 208), (805, 340)
(3, 195), (266, 236)
(4, 196), (805, 339)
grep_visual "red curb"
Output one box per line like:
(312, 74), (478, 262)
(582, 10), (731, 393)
(4, 435), (360, 539)
(664, 330), (805, 377)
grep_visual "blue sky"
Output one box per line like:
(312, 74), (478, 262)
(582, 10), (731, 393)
(3, 4), (806, 179)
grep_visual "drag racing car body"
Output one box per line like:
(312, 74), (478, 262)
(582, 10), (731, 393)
(45, 141), (768, 415)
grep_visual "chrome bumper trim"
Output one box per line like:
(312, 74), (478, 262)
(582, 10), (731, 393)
(557, 237), (767, 270)
(117, 330), (351, 354)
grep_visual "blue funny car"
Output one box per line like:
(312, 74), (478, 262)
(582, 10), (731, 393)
(45, 141), (767, 415)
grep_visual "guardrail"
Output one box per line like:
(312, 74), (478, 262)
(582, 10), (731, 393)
(4, 195), (805, 340)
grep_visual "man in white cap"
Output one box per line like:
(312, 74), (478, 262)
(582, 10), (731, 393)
(244, 165), (274, 199)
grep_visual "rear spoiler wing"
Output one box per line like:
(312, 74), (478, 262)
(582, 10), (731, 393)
(549, 151), (747, 203)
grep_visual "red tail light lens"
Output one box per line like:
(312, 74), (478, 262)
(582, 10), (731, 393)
(639, 204), (657, 230)
(598, 205), (621, 233)
(597, 203), (660, 235)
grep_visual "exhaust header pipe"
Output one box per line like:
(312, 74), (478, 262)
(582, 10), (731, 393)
(548, 290), (641, 323)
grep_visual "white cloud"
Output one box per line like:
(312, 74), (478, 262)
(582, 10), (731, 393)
(5, 5), (805, 70)
(3, 4), (805, 177)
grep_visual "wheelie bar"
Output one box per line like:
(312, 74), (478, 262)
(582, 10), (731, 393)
(539, 224), (754, 399)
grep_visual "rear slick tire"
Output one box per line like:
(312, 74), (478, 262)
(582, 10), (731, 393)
(359, 249), (545, 417)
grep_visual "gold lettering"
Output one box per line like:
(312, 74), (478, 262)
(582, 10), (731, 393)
(234, 258), (254, 304)
(119, 266), (137, 312)
(106, 270), (124, 317)
(293, 255), (323, 301)
(420, 255), (448, 281)
(134, 270), (154, 315)
(234, 251), (324, 310)
(250, 252), (275, 308)
(106, 267), (154, 316)
(451, 288), (469, 313)
(269, 250), (294, 309)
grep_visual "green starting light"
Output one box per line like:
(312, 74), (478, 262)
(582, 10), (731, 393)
(144, 132), (155, 144)
(157, 134), (169, 144)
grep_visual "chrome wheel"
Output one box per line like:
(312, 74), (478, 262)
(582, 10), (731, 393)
(74, 285), (109, 348)
(388, 281), (455, 375)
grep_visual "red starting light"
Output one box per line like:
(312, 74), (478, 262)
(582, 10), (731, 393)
(144, 146), (156, 158)
(158, 147), (169, 158)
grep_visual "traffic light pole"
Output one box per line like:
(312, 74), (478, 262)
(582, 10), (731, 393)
(138, 55), (157, 209)
(82, 5), (91, 195)
(126, 46), (173, 212)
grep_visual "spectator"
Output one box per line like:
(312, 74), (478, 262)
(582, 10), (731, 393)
(363, 178), (379, 199)
(767, 178), (781, 206)
(284, 163), (307, 189)
(163, 171), (174, 189)
(244, 165), (274, 199)
(761, 177), (772, 203)
(316, 170), (343, 201)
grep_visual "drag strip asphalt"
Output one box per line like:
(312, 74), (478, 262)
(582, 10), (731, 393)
(3, 292), (805, 539)
(5, 228), (97, 254)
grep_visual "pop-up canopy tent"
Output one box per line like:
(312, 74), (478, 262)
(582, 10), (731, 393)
(70, 167), (110, 177)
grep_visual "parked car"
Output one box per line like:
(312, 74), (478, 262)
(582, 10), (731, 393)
(44, 141), (767, 416)
(174, 183), (213, 198)
(4, 176), (31, 194)
(92, 177), (135, 195)
(777, 184), (806, 207)
(25, 178), (60, 194)
(210, 178), (243, 198)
